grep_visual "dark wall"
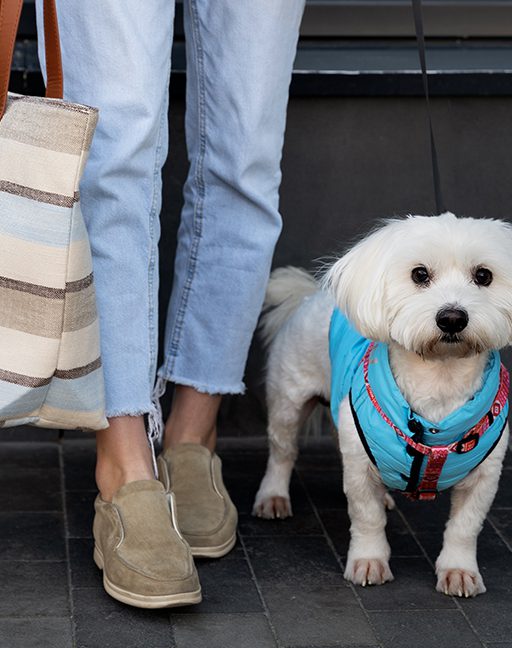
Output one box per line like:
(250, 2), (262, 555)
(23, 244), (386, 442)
(159, 95), (512, 436)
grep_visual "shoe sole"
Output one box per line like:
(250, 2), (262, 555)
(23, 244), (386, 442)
(188, 531), (237, 559)
(93, 546), (202, 609)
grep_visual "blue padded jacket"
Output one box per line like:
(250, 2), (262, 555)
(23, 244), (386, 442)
(329, 308), (509, 495)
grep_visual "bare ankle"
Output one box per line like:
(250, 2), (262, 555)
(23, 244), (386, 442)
(96, 416), (156, 501)
(164, 424), (217, 452)
(163, 385), (220, 452)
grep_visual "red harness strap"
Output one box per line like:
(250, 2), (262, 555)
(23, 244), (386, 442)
(362, 343), (509, 501)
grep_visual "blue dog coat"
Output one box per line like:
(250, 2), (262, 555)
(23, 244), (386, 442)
(329, 308), (509, 499)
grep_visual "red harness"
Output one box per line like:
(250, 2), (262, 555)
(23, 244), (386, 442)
(362, 343), (509, 501)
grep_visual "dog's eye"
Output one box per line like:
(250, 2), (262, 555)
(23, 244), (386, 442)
(411, 266), (430, 285)
(474, 267), (493, 287)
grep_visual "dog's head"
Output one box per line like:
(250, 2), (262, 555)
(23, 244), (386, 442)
(323, 212), (512, 358)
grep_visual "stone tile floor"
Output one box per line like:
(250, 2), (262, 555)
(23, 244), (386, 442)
(1, 433), (512, 648)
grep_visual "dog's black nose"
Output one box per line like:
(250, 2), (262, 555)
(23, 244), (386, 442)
(436, 308), (469, 334)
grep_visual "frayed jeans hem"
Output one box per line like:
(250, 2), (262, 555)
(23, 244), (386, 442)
(105, 408), (152, 419)
(155, 372), (246, 396)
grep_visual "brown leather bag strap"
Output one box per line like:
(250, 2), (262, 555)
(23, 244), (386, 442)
(42, 0), (63, 99)
(0, 0), (63, 119)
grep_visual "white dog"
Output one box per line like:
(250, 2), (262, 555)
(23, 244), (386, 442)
(253, 212), (512, 598)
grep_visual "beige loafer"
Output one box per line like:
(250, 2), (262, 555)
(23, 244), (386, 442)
(158, 444), (238, 558)
(93, 480), (201, 608)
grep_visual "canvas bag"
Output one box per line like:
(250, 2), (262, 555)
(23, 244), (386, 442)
(0, 0), (107, 430)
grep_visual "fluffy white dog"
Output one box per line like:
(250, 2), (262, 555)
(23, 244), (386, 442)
(253, 212), (512, 598)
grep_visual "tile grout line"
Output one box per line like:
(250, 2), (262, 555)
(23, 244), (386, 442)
(294, 468), (385, 648)
(393, 501), (486, 647)
(237, 531), (283, 648)
(487, 514), (512, 553)
(57, 441), (78, 648)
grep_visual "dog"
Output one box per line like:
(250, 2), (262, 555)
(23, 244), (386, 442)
(253, 212), (512, 597)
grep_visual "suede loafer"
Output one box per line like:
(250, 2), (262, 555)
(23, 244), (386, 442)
(158, 444), (238, 558)
(93, 480), (201, 608)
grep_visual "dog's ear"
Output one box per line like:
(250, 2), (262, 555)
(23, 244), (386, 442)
(322, 223), (396, 341)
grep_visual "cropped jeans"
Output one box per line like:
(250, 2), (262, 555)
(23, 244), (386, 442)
(36, 0), (305, 437)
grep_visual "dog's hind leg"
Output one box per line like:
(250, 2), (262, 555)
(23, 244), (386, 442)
(252, 394), (312, 519)
(435, 426), (509, 598)
(253, 288), (332, 519)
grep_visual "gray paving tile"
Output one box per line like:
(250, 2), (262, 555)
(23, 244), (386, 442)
(491, 468), (512, 509)
(295, 454), (342, 473)
(172, 613), (275, 648)
(486, 644), (512, 648)
(298, 468), (347, 510)
(316, 508), (351, 556)
(62, 440), (97, 491)
(0, 617), (73, 648)
(245, 536), (377, 646)
(416, 518), (512, 625)
(68, 539), (103, 589)
(457, 565), (512, 642)
(0, 442), (60, 469)
(222, 473), (267, 515)
(0, 561), (69, 617)
(0, 512), (65, 561)
(356, 557), (455, 611)
(224, 470), (311, 517)
(65, 491), (95, 538)
(220, 452), (269, 474)
(0, 468), (62, 511)
(295, 446), (341, 472)
(489, 509), (512, 547)
(178, 554), (263, 615)
(319, 508), (421, 558)
(0, 428), (60, 442)
(73, 588), (173, 648)
(369, 610), (482, 648)
(238, 511), (323, 537)
(418, 519), (508, 564)
(411, 530), (443, 562)
(395, 494), (451, 534)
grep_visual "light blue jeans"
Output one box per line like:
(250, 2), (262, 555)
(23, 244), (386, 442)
(36, 0), (305, 434)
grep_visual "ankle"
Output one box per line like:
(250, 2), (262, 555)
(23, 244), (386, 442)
(164, 423), (217, 452)
(96, 416), (156, 501)
(163, 385), (220, 452)
(96, 459), (155, 502)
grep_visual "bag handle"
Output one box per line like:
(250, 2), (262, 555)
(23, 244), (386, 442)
(0, 0), (63, 119)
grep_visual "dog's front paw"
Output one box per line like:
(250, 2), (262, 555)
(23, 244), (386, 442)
(344, 558), (394, 587)
(436, 569), (486, 598)
(252, 495), (292, 519)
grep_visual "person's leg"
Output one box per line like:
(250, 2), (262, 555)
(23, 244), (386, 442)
(155, 0), (305, 559)
(164, 386), (219, 451)
(36, 0), (174, 498)
(157, 0), (306, 448)
(36, 1), (202, 608)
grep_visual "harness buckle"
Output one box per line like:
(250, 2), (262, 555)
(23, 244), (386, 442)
(454, 433), (480, 454)
(407, 489), (438, 501)
(418, 490), (438, 501)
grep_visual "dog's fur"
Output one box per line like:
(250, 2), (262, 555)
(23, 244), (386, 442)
(253, 212), (512, 597)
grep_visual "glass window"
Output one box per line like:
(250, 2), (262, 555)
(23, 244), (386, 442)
(301, 0), (512, 38)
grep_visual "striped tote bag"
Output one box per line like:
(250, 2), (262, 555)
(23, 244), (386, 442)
(0, 0), (107, 430)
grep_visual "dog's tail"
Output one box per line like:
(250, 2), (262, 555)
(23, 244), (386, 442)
(260, 266), (318, 348)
